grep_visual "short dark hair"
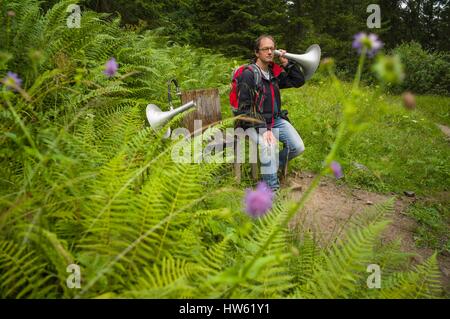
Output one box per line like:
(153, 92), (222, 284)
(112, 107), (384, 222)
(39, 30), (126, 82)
(254, 35), (276, 53)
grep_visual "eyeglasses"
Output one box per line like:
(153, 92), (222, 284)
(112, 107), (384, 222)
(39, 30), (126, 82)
(259, 47), (275, 52)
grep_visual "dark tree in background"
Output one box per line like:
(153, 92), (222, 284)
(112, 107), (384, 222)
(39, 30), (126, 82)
(401, 0), (449, 51)
(40, 0), (449, 70)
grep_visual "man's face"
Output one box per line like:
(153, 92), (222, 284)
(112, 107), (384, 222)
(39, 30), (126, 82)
(256, 38), (275, 64)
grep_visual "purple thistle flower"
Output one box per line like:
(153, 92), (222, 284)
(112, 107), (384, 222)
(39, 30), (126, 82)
(352, 32), (384, 57)
(352, 32), (366, 53)
(244, 181), (274, 218)
(104, 57), (118, 77)
(2, 71), (22, 90)
(330, 161), (344, 179)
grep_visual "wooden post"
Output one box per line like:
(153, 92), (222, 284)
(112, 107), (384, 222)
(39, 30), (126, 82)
(234, 136), (241, 183)
(180, 88), (222, 133)
(233, 135), (260, 183)
(251, 162), (259, 180)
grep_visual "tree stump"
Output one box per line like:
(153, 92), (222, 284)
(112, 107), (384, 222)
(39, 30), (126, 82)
(180, 88), (222, 133)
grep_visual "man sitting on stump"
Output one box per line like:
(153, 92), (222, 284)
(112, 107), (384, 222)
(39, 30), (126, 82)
(233, 35), (306, 191)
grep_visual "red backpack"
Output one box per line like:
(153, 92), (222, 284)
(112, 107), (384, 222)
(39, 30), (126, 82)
(229, 64), (262, 111)
(229, 62), (285, 111)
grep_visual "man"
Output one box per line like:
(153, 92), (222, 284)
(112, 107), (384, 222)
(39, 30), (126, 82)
(235, 35), (305, 191)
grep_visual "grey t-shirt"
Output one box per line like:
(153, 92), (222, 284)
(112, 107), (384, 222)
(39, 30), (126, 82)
(256, 65), (271, 81)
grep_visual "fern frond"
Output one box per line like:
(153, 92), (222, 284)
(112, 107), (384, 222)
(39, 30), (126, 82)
(301, 219), (390, 298)
(378, 253), (442, 298)
(0, 240), (56, 298)
(16, 224), (74, 285)
(287, 230), (322, 286)
(123, 256), (198, 298)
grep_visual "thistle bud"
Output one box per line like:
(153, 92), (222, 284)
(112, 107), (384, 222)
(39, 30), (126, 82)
(402, 91), (416, 110)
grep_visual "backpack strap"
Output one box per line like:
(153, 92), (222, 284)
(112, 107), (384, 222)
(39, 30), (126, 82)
(247, 64), (262, 90)
(246, 64), (265, 112)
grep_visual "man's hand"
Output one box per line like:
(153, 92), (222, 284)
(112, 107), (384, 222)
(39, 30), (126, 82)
(263, 130), (276, 146)
(277, 49), (289, 67)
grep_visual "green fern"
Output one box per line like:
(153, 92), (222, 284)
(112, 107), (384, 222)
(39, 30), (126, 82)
(124, 256), (199, 298)
(378, 253), (442, 298)
(0, 240), (56, 298)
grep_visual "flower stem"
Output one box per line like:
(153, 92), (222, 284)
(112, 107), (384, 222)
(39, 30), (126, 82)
(3, 92), (40, 156)
(224, 118), (348, 298)
(353, 47), (367, 91)
(225, 44), (368, 296)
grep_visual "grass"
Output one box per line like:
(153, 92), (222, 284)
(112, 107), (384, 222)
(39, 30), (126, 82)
(1, 0), (446, 298)
(407, 201), (449, 253)
(415, 95), (450, 127)
(281, 81), (449, 195)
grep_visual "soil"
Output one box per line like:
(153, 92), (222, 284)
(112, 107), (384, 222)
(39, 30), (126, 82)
(283, 171), (450, 293)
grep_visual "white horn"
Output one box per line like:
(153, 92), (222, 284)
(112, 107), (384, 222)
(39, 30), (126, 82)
(146, 100), (196, 133)
(274, 44), (321, 80)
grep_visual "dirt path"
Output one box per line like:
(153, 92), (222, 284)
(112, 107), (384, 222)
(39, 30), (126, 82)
(284, 171), (449, 292)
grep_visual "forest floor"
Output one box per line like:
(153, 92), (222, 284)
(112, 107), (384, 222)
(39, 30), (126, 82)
(283, 171), (450, 294)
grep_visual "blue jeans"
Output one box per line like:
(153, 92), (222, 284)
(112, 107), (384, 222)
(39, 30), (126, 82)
(246, 118), (305, 191)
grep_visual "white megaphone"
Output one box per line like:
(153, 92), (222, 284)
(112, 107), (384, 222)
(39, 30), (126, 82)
(146, 78), (196, 138)
(146, 100), (196, 138)
(274, 44), (321, 80)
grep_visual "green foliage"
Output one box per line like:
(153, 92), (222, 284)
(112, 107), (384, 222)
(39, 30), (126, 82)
(191, 0), (289, 58)
(407, 202), (450, 253)
(37, 0), (450, 94)
(285, 82), (450, 194)
(415, 95), (450, 126)
(379, 253), (442, 299)
(390, 42), (450, 95)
